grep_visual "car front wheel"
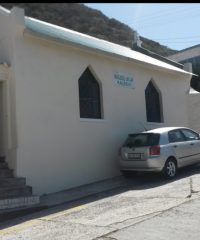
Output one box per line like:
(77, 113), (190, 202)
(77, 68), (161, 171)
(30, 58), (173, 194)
(162, 158), (177, 179)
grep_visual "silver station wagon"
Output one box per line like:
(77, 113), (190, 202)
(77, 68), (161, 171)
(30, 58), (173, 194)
(119, 127), (200, 179)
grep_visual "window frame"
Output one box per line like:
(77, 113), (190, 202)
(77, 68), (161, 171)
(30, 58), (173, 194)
(145, 80), (163, 123)
(78, 67), (103, 119)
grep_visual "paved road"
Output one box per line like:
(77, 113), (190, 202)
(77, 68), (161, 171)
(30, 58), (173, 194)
(1, 165), (200, 240)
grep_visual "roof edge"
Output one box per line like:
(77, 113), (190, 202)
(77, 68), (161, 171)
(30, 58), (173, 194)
(22, 14), (193, 77)
(132, 45), (183, 69)
(169, 44), (200, 57)
(0, 5), (10, 15)
(24, 27), (193, 77)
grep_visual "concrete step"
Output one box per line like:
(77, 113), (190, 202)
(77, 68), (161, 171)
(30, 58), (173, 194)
(0, 169), (13, 178)
(0, 195), (40, 211)
(0, 177), (26, 188)
(0, 186), (32, 199)
(0, 157), (40, 218)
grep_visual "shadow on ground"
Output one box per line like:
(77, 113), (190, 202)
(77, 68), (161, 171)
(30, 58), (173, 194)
(1, 163), (200, 229)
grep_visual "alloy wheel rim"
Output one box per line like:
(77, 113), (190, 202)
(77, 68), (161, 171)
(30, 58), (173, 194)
(166, 161), (176, 177)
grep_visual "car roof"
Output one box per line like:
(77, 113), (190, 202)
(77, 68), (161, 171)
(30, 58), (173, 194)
(143, 127), (188, 134)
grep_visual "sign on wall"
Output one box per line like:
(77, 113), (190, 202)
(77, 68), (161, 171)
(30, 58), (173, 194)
(113, 71), (134, 89)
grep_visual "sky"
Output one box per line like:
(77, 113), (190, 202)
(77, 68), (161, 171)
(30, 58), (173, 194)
(84, 3), (200, 51)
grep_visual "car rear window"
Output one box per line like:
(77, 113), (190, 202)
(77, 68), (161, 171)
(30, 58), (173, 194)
(123, 133), (160, 148)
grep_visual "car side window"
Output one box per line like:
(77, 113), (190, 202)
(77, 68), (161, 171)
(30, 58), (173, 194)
(180, 129), (200, 141)
(168, 130), (185, 143)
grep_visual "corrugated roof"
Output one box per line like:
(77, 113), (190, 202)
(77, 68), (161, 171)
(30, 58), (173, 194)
(24, 17), (191, 76)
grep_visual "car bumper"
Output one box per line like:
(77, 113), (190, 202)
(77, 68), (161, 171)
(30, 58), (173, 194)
(119, 156), (165, 172)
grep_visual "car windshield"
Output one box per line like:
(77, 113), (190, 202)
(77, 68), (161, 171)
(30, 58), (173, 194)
(123, 133), (160, 148)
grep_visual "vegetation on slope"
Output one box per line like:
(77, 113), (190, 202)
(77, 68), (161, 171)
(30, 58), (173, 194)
(1, 3), (178, 56)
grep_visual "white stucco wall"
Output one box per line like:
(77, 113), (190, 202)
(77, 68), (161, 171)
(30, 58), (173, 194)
(9, 29), (190, 195)
(169, 46), (200, 62)
(0, 7), (191, 195)
(187, 91), (200, 132)
(169, 47), (200, 133)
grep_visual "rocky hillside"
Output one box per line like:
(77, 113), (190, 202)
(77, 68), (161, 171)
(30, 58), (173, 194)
(1, 3), (178, 56)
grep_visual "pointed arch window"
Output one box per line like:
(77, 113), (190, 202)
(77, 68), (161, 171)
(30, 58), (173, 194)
(145, 80), (163, 123)
(78, 67), (102, 119)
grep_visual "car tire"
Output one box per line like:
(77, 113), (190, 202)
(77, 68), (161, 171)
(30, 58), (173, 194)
(162, 158), (177, 179)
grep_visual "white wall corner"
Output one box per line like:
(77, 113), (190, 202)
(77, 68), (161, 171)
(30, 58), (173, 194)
(10, 7), (25, 26)
(183, 63), (193, 95)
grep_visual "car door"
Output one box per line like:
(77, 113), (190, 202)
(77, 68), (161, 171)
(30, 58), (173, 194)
(180, 128), (200, 165)
(168, 129), (190, 167)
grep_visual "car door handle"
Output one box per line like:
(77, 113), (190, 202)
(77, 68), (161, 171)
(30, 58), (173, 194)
(190, 143), (194, 146)
(173, 145), (177, 148)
